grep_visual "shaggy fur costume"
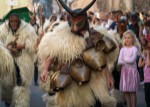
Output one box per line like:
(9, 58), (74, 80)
(11, 86), (30, 107)
(0, 42), (15, 104)
(38, 21), (118, 107)
(0, 21), (37, 107)
(93, 27), (126, 106)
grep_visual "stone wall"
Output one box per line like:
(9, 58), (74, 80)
(97, 0), (150, 13)
(134, 0), (150, 13)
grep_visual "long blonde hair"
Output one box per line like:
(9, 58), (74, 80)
(122, 30), (141, 54)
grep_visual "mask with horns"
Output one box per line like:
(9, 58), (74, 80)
(58, 0), (96, 34)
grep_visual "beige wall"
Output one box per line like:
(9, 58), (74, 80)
(71, 0), (99, 12)
(0, 0), (31, 18)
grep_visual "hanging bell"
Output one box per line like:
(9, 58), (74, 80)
(83, 48), (107, 71)
(70, 58), (91, 85)
(53, 73), (72, 91)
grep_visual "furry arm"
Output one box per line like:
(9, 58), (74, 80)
(0, 24), (7, 45)
(25, 25), (37, 54)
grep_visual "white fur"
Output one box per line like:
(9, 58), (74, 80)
(0, 21), (37, 106)
(0, 21), (37, 87)
(93, 26), (120, 72)
(0, 43), (15, 103)
(43, 94), (58, 107)
(38, 21), (86, 64)
(12, 86), (30, 107)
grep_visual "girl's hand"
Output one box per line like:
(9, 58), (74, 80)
(40, 69), (48, 83)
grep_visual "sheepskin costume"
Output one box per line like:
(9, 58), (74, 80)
(38, 21), (118, 107)
(0, 20), (37, 107)
(0, 42), (15, 104)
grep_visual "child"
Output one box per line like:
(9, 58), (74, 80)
(118, 30), (140, 107)
(138, 35), (150, 107)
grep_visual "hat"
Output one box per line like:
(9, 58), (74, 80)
(130, 13), (139, 22)
(9, 13), (20, 18)
(119, 16), (127, 23)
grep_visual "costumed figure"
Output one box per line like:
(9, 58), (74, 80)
(38, 0), (119, 107)
(0, 13), (37, 107)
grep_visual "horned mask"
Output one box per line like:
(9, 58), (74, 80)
(58, 0), (96, 34)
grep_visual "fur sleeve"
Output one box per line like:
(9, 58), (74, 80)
(0, 23), (8, 44)
(24, 24), (37, 55)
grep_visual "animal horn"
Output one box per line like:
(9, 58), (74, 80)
(78, 0), (96, 16)
(56, 0), (62, 14)
(29, 12), (32, 18)
(57, 0), (73, 16)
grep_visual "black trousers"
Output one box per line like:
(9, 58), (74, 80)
(34, 63), (38, 84)
(94, 100), (101, 107)
(90, 99), (101, 107)
(144, 83), (150, 107)
(14, 62), (22, 86)
(139, 67), (144, 81)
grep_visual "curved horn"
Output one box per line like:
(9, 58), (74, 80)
(58, 0), (73, 15)
(78, 0), (96, 16)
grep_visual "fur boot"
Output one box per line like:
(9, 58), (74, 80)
(43, 94), (58, 107)
(0, 43), (16, 104)
(12, 86), (30, 107)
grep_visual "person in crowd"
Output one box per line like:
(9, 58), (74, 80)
(100, 12), (109, 28)
(0, 13), (37, 107)
(108, 11), (117, 31)
(94, 18), (101, 26)
(138, 35), (150, 107)
(88, 11), (96, 28)
(117, 15), (128, 38)
(127, 13), (140, 40)
(140, 20), (150, 48)
(147, 14), (150, 21)
(118, 30), (140, 107)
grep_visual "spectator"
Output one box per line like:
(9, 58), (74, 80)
(138, 35), (150, 107)
(118, 30), (140, 107)
(108, 11), (117, 31)
(127, 13), (140, 40)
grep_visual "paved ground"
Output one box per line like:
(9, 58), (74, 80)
(0, 83), (45, 107)
(0, 83), (147, 107)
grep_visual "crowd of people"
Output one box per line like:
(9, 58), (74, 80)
(86, 10), (150, 107)
(0, 2), (150, 106)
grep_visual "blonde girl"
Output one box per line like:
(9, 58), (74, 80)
(118, 30), (140, 107)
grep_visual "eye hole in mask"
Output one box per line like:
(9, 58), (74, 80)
(76, 20), (84, 27)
